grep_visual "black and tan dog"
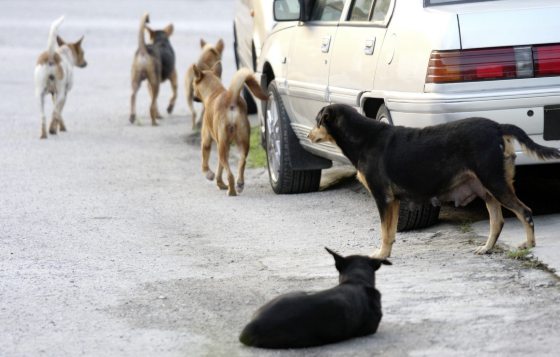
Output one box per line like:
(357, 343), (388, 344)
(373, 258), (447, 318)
(185, 38), (224, 130)
(239, 248), (390, 349)
(129, 13), (177, 126)
(308, 104), (560, 259)
(191, 65), (268, 196)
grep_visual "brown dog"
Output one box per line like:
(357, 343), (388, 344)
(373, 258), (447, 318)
(185, 38), (224, 130)
(192, 65), (268, 196)
(129, 13), (177, 126)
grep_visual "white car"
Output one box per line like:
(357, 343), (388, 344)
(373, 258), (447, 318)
(233, 0), (275, 113)
(256, 0), (560, 230)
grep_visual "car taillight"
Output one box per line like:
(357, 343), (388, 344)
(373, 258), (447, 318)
(427, 47), (528, 83)
(428, 44), (560, 84)
(533, 44), (560, 77)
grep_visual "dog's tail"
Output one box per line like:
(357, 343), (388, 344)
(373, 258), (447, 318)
(138, 13), (150, 54)
(228, 67), (268, 107)
(501, 124), (560, 160)
(47, 16), (64, 57)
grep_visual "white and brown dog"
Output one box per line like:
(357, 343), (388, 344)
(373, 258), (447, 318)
(34, 16), (87, 139)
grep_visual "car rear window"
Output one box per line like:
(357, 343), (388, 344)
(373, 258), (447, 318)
(425, 0), (502, 6)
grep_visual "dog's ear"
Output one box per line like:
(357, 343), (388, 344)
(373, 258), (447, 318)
(211, 61), (223, 78)
(382, 259), (392, 266)
(163, 23), (174, 37)
(369, 258), (392, 271)
(216, 38), (225, 54)
(192, 64), (203, 81)
(200, 38), (207, 48)
(76, 35), (84, 47)
(325, 247), (346, 272)
(317, 107), (330, 127)
(145, 26), (155, 41)
(56, 36), (65, 46)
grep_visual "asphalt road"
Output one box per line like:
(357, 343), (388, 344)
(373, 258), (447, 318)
(1, 1), (560, 356)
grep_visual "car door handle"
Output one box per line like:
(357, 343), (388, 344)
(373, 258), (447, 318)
(364, 38), (376, 55)
(321, 36), (331, 53)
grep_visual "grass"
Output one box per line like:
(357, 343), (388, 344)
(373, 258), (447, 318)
(507, 248), (549, 270)
(247, 126), (267, 168)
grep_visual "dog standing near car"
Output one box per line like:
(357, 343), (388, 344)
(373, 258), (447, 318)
(34, 16), (87, 139)
(191, 64), (268, 196)
(129, 13), (177, 126)
(239, 248), (391, 349)
(308, 104), (560, 259)
(185, 38), (224, 130)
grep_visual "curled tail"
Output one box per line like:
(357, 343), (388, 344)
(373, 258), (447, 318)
(138, 13), (150, 54)
(47, 16), (64, 57)
(501, 124), (560, 160)
(228, 67), (269, 107)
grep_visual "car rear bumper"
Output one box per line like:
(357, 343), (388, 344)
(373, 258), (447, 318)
(382, 87), (560, 165)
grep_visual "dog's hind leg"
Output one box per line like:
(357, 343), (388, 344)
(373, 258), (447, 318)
(372, 198), (400, 259)
(39, 92), (47, 139)
(217, 136), (236, 196)
(235, 125), (250, 194)
(129, 71), (141, 124)
(49, 93), (65, 135)
(215, 163), (228, 190)
(201, 125), (215, 181)
(147, 70), (161, 125)
(494, 189), (535, 250)
(55, 95), (67, 132)
(167, 68), (178, 115)
(184, 67), (198, 129)
(475, 194), (504, 254)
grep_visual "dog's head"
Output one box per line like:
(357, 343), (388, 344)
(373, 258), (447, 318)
(191, 62), (222, 102)
(325, 247), (391, 285)
(146, 23), (173, 44)
(57, 35), (87, 68)
(198, 38), (224, 79)
(307, 105), (338, 144)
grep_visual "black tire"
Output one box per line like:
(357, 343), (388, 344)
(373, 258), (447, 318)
(375, 104), (440, 232)
(265, 81), (321, 194)
(243, 87), (258, 114)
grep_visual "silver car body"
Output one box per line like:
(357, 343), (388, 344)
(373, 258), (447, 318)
(257, 0), (560, 165)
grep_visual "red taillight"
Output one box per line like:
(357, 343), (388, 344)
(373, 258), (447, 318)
(427, 47), (518, 83)
(428, 44), (560, 84)
(534, 44), (560, 77)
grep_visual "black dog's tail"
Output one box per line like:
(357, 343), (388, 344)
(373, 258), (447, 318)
(501, 124), (560, 160)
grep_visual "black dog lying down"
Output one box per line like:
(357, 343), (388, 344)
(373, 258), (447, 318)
(239, 248), (391, 349)
(308, 104), (560, 259)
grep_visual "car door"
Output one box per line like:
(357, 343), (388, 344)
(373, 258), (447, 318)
(328, 0), (394, 108)
(285, 0), (345, 129)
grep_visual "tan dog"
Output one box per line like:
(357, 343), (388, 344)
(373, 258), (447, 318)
(192, 65), (268, 196)
(34, 16), (87, 139)
(129, 13), (177, 126)
(185, 38), (224, 130)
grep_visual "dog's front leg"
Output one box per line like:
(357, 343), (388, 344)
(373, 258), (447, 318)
(215, 163), (228, 190)
(372, 199), (400, 259)
(49, 93), (66, 135)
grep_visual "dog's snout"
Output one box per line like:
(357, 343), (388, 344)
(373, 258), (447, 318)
(80, 61), (88, 68)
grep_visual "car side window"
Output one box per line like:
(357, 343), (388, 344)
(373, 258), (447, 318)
(310, 0), (345, 21)
(371, 0), (392, 24)
(349, 0), (374, 21)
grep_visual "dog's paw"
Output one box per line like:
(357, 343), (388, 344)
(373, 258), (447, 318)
(205, 171), (215, 181)
(216, 181), (228, 190)
(236, 182), (244, 194)
(49, 129), (57, 135)
(474, 246), (491, 255)
(371, 249), (390, 260)
(227, 189), (237, 197)
(167, 104), (174, 114)
(517, 241), (535, 250)
(40, 134), (47, 139)
(129, 114), (136, 124)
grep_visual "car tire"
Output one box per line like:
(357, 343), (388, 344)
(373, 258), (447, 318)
(265, 81), (321, 194)
(375, 104), (440, 232)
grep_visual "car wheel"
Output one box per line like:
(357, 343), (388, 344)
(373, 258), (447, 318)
(233, 23), (240, 69)
(375, 104), (440, 231)
(265, 81), (321, 194)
